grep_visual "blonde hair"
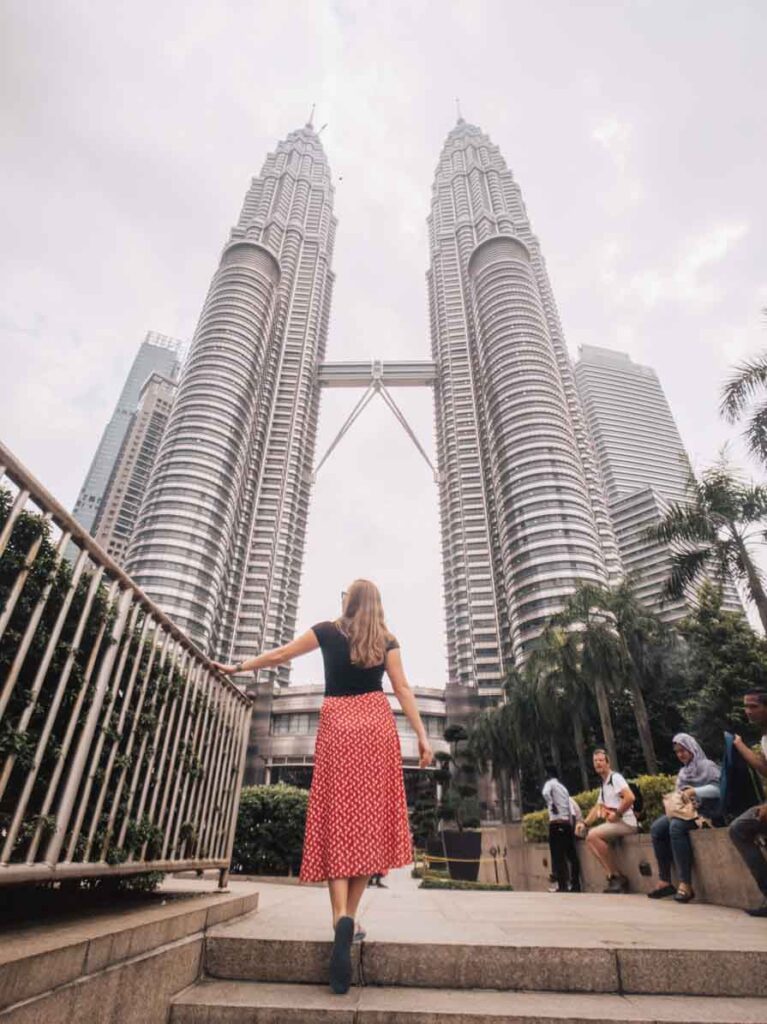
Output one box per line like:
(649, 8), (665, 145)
(335, 579), (395, 667)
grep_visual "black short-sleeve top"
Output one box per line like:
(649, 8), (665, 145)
(311, 621), (399, 697)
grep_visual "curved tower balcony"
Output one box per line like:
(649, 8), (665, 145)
(467, 234), (607, 658)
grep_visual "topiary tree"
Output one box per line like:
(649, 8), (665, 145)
(439, 724), (481, 830)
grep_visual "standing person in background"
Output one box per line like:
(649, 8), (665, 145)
(542, 765), (580, 893)
(582, 749), (638, 893)
(214, 579), (434, 993)
(730, 691), (767, 916)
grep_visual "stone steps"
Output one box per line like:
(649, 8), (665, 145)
(170, 875), (767, 1022)
(170, 979), (767, 1023)
(203, 934), (767, 998)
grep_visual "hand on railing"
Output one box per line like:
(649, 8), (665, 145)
(210, 661), (241, 676)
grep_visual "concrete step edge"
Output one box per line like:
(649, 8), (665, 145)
(170, 979), (767, 1023)
(203, 936), (767, 998)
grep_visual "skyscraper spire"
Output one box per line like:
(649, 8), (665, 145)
(306, 102), (316, 128)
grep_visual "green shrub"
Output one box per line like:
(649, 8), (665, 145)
(522, 774), (678, 842)
(232, 784), (309, 875)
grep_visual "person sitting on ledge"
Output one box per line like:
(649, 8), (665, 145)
(730, 690), (767, 917)
(648, 733), (721, 904)
(580, 749), (638, 893)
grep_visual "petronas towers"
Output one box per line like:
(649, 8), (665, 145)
(127, 116), (621, 702)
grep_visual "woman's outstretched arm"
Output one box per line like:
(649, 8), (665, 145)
(211, 629), (319, 675)
(384, 648), (434, 769)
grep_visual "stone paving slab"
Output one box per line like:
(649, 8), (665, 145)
(171, 980), (767, 1024)
(210, 869), (767, 952)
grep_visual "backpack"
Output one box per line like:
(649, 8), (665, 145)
(720, 731), (764, 821)
(627, 780), (644, 818)
(601, 773), (644, 820)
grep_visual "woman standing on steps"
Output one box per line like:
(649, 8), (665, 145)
(213, 578), (434, 995)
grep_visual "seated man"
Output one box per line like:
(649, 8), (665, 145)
(730, 690), (767, 917)
(582, 748), (638, 893)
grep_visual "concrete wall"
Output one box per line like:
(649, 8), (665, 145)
(478, 824), (764, 910)
(0, 883), (259, 1024)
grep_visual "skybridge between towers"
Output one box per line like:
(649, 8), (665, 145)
(313, 359), (440, 481)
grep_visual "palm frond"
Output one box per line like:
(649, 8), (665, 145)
(647, 502), (716, 546)
(720, 352), (767, 422)
(744, 403), (767, 467)
(664, 547), (712, 600)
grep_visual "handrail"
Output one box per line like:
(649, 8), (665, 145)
(0, 439), (252, 888)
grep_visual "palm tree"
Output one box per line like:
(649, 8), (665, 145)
(467, 706), (519, 822)
(551, 583), (622, 768)
(603, 581), (664, 774)
(720, 318), (767, 465)
(648, 462), (767, 632)
(526, 626), (591, 790)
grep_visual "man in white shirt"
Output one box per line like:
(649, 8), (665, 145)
(730, 690), (767, 916)
(582, 748), (638, 893)
(542, 765), (581, 892)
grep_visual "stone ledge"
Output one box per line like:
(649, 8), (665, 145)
(492, 824), (765, 909)
(0, 880), (259, 1012)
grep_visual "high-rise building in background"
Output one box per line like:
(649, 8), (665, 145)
(574, 346), (691, 505)
(574, 345), (741, 620)
(92, 371), (178, 565)
(127, 122), (335, 679)
(428, 119), (621, 697)
(72, 332), (182, 535)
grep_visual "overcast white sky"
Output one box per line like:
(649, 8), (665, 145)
(1, 1), (765, 688)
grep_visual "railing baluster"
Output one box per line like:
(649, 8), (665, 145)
(82, 613), (153, 860)
(65, 599), (143, 861)
(218, 700), (252, 883)
(0, 486), (30, 560)
(44, 586), (134, 866)
(161, 661), (203, 860)
(0, 512), (52, 643)
(0, 440), (252, 886)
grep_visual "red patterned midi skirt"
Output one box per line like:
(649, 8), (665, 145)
(299, 690), (413, 882)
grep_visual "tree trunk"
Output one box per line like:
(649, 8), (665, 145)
(549, 735), (563, 777)
(736, 535), (767, 633)
(629, 674), (658, 774)
(533, 739), (546, 785)
(593, 676), (618, 768)
(498, 767), (510, 823)
(572, 709), (589, 791)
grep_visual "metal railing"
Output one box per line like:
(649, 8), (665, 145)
(0, 440), (252, 888)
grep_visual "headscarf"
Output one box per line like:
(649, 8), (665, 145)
(673, 733), (721, 789)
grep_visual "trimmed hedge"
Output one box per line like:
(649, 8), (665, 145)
(232, 784), (309, 875)
(522, 774), (677, 843)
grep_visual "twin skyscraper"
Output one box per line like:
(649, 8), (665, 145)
(118, 117), (649, 700)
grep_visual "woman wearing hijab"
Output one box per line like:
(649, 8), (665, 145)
(214, 579), (434, 995)
(648, 733), (721, 903)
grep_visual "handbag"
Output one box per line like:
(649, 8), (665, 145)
(662, 790), (698, 820)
